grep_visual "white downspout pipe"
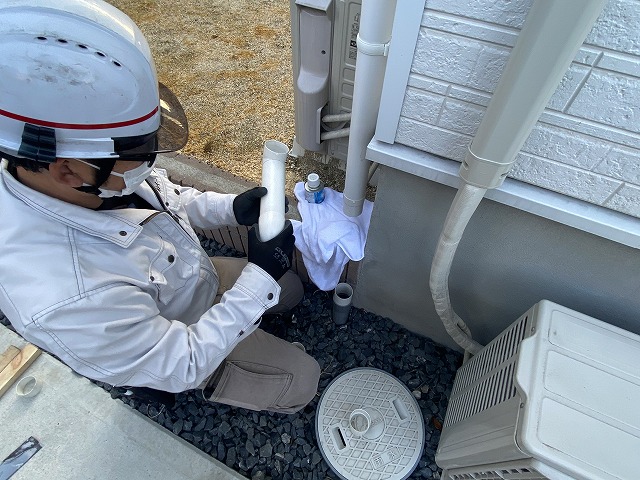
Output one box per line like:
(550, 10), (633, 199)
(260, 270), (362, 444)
(342, 0), (397, 217)
(430, 0), (607, 355)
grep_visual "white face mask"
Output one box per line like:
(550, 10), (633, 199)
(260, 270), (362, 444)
(75, 159), (154, 198)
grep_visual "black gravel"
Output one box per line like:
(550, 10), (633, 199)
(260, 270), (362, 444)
(1, 235), (463, 479)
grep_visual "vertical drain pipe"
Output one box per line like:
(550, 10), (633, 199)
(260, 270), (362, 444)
(342, 0), (397, 217)
(430, 0), (607, 355)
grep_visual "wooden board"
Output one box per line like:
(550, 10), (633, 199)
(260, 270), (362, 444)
(237, 225), (249, 254)
(219, 227), (235, 251)
(0, 345), (20, 372)
(228, 226), (246, 255)
(0, 344), (41, 398)
(210, 228), (225, 246)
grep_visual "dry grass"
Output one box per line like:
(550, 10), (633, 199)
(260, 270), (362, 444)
(108, 0), (348, 194)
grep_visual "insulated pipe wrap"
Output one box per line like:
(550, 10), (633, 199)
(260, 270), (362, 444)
(430, 0), (606, 355)
(258, 140), (288, 241)
(429, 184), (486, 354)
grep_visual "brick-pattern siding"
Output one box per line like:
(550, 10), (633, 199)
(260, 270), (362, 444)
(396, 0), (640, 217)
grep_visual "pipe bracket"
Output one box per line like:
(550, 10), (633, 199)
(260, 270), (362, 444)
(356, 33), (390, 57)
(459, 146), (514, 189)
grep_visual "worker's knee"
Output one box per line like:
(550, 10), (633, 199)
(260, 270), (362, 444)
(273, 349), (321, 414)
(205, 338), (321, 414)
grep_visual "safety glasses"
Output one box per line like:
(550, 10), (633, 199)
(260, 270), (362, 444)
(82, 154), (157, 168)
(117, 153), (157, 167)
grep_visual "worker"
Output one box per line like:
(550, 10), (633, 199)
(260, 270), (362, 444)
(0, 0), (320, 414)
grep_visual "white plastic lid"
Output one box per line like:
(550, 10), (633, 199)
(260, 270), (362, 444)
(316, 368), (424, 480)
(307, 172), (320, 188)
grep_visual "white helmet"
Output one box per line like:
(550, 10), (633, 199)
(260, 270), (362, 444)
(0, 0), (188, 164)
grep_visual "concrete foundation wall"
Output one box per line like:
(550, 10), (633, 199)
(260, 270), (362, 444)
(354, 166), (640, 351)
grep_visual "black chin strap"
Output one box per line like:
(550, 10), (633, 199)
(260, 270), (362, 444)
(74, 184), (103, 195)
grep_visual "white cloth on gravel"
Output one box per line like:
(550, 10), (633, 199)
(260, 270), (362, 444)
(291, 182), (373, 291)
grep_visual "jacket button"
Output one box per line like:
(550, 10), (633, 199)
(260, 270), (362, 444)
(174, 189), (180, 195)
(150, 275), (155, 281)
(267, 293), (274, 300)
(119, 231), (127, 236)
(168, 255), (175, 263)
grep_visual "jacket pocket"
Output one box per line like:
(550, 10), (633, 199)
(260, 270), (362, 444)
(149, 240), (194, 305)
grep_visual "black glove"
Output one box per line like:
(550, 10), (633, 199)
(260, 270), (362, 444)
(233, 187), (267, 226)
(248, 220), (295, 281)
(233, 187), (290, 226)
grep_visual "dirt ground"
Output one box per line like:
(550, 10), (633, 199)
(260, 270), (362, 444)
(108, 0), (348, 195)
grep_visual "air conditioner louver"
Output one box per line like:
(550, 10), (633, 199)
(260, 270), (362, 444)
(444, 314), (529, 428)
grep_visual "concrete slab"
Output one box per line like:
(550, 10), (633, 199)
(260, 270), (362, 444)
(156, 153), (256, 195)
(0, 326), (247, 480)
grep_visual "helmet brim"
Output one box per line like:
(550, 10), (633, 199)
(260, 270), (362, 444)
(156, 82), (189, 153)
(111, 82), (189, 157)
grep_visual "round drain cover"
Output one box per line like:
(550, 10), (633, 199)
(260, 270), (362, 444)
(316, 368), (424, 480)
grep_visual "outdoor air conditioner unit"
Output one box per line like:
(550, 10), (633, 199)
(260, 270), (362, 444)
(289, 0), (361, 162)
(436, 300), (640, 480)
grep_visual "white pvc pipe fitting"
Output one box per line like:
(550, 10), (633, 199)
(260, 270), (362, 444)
(15, 375), (42, 397)
(259, 140), (289, 241)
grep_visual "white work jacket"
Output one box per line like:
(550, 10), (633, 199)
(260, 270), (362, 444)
(0, 161), (280, 392)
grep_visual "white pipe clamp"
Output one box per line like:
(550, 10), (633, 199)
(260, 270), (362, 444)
(356, 33), (390, 56)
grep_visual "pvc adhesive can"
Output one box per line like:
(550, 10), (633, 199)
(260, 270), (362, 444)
(304, 172), (325, 204)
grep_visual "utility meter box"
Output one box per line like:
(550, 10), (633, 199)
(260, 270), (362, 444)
(290, 0), (361, 161)
(436, 300), (640, 480)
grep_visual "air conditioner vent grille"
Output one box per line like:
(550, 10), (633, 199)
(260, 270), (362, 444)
(444, 314), (530, 428)
(446, 465), (546, 479)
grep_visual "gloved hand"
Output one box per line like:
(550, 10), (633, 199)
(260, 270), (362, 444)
(233, 187), (267, 226)
(248, 220), (295, 281)
(233, 187), (290, 226)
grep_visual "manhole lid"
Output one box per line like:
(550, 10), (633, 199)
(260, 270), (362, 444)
(316, 368), (424, 480)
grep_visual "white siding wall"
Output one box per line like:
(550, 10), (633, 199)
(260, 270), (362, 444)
(395, 0), (640, 217)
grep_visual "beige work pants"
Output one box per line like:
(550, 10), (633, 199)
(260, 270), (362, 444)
(204, 257), (321, 413)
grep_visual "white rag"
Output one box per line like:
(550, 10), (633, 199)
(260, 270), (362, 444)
(291, 182), (373, 291)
